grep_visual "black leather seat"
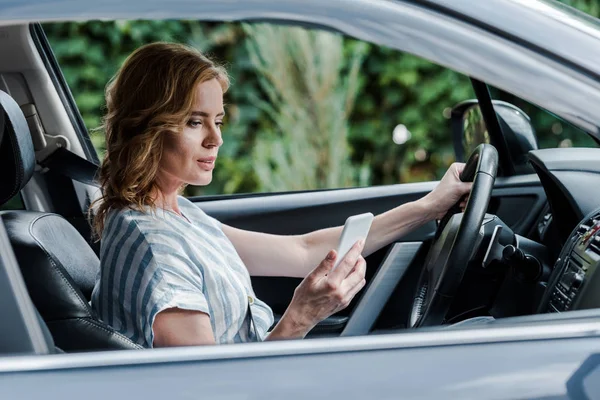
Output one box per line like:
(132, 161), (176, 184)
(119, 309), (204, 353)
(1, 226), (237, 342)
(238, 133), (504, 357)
(0, 90), (141, 351)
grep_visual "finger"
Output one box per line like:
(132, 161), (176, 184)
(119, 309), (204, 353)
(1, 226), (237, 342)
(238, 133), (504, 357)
(340, 277), (367, 309)
(453, 162), (466, 177)
(340, 256), (366, 292)
(312, 249), (337, 277)
(330, 240), (365, 282)
(459, 181), (473, 195)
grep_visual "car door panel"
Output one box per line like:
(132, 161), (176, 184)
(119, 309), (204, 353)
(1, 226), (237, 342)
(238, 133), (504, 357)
(195, 182), (439, 238)
(3, 331), (600, 400)
(194, 175), (544, 237)
(191, 174), (546, 334)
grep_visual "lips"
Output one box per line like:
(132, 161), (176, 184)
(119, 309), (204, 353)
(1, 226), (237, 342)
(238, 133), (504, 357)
(197, 156), (216, 171)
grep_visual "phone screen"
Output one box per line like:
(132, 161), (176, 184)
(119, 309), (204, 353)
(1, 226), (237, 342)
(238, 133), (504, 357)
(332, 213), (374, 271)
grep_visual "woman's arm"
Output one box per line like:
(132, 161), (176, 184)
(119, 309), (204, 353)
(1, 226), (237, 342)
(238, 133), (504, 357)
(152, 241), (368, 344)
(222, 199), (433, 278)
(153, 308), (216, 347)
(223, 163), (471, 278)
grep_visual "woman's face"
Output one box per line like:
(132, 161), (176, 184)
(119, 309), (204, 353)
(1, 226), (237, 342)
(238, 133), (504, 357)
(157, 78), (225, 190)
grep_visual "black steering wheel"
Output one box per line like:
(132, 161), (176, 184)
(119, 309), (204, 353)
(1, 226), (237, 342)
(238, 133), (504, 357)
(409, 144), (498, 328)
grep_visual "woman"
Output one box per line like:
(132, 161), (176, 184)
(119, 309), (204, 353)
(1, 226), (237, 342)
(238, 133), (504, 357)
(90, 42), (471, 348)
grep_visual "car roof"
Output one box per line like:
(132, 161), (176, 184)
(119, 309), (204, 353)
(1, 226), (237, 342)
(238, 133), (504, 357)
(2, 0), (599, 77)
(2, 0), (600, 138)
(423, 0), (600, 79)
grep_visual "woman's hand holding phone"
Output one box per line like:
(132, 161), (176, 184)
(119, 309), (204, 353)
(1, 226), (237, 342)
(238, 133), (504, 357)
(281, 214), (373, 336)
(284, 240), (367, 335)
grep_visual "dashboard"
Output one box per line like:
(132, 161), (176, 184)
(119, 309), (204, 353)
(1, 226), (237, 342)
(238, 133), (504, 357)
(529, 148), (600, 244)
(541, 209), (600, 313)
(528, 148), (600, 314)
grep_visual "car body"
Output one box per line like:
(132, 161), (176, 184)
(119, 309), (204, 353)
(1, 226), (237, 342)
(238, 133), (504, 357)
(1, 0), (600, 399)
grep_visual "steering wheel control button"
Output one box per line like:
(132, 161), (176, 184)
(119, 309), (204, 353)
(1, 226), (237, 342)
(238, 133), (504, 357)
(502, 245), (525, 263)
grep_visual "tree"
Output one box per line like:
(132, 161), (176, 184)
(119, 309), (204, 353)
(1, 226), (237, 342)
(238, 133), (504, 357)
(244, 24), (368, 191)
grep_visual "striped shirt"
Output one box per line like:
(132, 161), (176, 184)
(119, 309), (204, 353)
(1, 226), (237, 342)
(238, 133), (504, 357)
(90, 196), (274, 347)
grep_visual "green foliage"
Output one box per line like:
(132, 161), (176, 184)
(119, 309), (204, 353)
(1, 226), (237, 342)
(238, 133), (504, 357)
(244, 24), (368, 191)
(42, 0), (599, 196)
(0, 195), (24, 211)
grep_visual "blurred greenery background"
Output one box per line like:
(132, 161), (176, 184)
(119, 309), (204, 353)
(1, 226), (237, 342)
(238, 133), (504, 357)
(43, 0), (598, 197)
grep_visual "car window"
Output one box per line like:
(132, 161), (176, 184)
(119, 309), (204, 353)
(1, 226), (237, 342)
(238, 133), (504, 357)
(43, 20), (597, 198)
(43, 20), (478, 197)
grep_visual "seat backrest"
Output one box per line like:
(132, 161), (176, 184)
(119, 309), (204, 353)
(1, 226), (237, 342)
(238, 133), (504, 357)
(0, 89), (141, 352)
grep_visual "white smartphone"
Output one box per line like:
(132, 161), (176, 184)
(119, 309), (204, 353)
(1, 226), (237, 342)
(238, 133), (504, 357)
(332, 212), (374, 271)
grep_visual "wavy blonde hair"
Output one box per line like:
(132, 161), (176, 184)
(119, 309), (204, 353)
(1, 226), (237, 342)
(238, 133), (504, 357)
(91, 42), (229, 238)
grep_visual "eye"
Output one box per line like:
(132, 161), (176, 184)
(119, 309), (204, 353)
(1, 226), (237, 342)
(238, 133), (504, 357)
(216, 121), (224, 128)
(187, 120), (202, 128)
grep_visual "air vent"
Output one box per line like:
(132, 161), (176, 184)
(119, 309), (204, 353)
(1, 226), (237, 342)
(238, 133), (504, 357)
(578, 213), (600, 236)
(578, 224), (591, 235)
(589, 236), (600, 257)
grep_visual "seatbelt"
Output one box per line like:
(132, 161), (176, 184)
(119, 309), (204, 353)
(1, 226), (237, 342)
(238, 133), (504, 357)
(20, 103), (100, 187)
(38, 147), (100, 187)
(246, 295), (263, 341)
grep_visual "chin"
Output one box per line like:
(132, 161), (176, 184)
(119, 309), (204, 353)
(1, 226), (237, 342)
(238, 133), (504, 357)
(189, 174), (213, 186)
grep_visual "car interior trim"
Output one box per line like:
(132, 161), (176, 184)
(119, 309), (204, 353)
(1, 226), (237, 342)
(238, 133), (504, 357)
(0, 221), (49, 355)
(341, 242), (423, 337)
(28, 24), (98, 164)
(2, 311), (600, 373)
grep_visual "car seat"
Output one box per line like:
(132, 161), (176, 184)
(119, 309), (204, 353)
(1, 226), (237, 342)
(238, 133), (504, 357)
(0, 89), (141, 351)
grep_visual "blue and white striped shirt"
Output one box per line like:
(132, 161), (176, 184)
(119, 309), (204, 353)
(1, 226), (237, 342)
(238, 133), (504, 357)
(91, 196), (274, 347)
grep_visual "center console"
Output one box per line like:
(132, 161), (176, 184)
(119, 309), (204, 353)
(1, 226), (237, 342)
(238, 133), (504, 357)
(543, 210), (600, 313)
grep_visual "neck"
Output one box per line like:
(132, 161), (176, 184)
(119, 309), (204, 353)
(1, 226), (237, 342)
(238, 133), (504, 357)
(152, 177), (183, 215)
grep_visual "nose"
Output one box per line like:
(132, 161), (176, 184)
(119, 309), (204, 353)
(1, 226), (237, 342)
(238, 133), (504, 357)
(203, 124), (223, 148)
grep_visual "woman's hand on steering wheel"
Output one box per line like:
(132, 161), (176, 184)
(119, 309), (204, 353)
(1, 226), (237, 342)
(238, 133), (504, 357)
(421, 162), (473, 220)
(409, 144), (499, 328)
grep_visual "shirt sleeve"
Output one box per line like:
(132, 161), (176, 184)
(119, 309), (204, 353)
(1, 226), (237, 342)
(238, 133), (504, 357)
(139, 241), (212, 348)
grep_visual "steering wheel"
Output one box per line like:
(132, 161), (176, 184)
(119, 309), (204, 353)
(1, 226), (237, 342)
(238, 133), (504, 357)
(409, 144), (498, 328)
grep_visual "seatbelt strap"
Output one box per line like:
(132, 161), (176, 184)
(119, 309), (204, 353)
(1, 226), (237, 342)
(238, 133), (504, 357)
(38, 147), (100, 187)
(246, 295), (262, 341)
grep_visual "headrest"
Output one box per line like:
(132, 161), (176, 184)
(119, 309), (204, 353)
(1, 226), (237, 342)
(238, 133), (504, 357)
(0, 90), (35, 206)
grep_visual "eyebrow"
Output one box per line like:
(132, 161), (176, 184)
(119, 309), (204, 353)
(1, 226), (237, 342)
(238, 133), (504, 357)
(190, 111), (225, 117)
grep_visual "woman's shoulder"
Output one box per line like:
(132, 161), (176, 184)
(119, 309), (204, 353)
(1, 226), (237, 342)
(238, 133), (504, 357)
(177, 196), (222, 229)
(102, 205), (174, 241)
(176, 195), (203, 214)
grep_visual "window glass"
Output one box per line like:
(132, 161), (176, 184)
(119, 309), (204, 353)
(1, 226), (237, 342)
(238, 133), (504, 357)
(44, 20), (598, 195)
(43, 20), (479, 196)
(0, 194), (24, 211)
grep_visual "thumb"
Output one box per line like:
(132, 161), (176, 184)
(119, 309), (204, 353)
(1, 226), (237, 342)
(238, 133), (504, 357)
(454, 162), (466, 177)
(314, 249), (337, 276)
